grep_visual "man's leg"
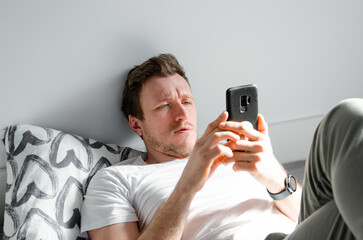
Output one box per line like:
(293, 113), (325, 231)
(289, 98), (363, 239)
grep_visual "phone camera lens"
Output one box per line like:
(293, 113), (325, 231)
(240, 95), (248, 112)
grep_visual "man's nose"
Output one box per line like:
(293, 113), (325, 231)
(174, 102), (188, 121)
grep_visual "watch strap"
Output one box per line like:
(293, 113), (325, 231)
(267, 174), (296, 201)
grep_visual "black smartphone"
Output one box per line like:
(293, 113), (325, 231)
(226, 84), (258, 129)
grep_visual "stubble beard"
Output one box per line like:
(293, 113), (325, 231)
(143, 127), (196, 159)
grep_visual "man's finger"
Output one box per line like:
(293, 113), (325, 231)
(202, 111), (229, 138)
(205, 144), (234, 162)
(204, 131), (240, 149)
(227, 140), (263, 153)
(219, 121), (261, 141)
(233, 151), (261, 162)
(217, 155), (234, 165)
(257, 114), (268, 136)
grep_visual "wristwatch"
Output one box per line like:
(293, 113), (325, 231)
(267, 174), (297, 200)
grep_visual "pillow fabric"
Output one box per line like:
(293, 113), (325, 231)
(1, 125), (141, 240)
(0, 127), (7, 236)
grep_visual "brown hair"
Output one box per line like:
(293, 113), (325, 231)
(121, 53), (189, 120)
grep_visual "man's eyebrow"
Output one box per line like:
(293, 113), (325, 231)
(181, 93), (194, 99)
(181, 93), (193, 98)
(157, 93), (193, 102)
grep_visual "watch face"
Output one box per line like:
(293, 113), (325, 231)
(288, 175), (297, 191)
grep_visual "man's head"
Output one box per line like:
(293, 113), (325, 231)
(122, 53), (189, 121)
(121, 54), (197, 159)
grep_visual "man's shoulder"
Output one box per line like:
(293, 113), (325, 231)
(93, 154), (187, 181)
(116, 154), (146, 166)
(97, 154), (146, 175)
(87, 154), (145, 189)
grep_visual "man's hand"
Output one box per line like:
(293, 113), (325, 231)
(218, 114), (287, 193)
(176, 111), (240, 195)
(218, 114), (301, 222)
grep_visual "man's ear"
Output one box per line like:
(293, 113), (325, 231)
(129, 115), (143, 137)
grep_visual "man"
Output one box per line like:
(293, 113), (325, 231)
(81, 53), (302, 239)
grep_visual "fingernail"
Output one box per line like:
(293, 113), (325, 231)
(220, 122), (226, 127)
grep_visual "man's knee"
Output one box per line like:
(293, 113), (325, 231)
(333, 98), (363, 119)
(324, 98), (363, 130)
(265, 232), (287, 240)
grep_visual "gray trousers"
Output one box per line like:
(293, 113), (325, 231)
(267, 98), (363, 240)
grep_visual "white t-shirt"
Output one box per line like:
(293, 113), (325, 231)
(81, 154), (296, 239)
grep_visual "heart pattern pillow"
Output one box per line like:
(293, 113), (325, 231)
(1, 125), (141, 239)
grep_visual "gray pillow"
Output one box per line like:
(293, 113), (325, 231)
(1, 125), (141, 239)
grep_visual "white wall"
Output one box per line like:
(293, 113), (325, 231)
(1, 1), (362, 163)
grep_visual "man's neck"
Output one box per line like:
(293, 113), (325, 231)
(145, 147), (189, 164)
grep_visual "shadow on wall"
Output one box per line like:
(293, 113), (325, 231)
(30, 72), (135, 146)
(26, 37), (159, 150)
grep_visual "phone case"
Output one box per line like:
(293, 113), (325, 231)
(226, 84), (258, 129)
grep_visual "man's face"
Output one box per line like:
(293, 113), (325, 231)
(137, 74), (197, 158)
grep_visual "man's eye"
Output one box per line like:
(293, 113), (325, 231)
(182, 101), (192, 105)
(159, 104), (169, 109)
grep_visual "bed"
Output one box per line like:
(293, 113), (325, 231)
(0, 124), (298, 239)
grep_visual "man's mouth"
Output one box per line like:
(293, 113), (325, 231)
(174, 126), (193, 134)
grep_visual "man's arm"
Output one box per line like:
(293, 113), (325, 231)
(269, 182), (302, 222)
(219, 114), (301, 222)
(88, 187), (194, 240)
(88, 222), (140, 240)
